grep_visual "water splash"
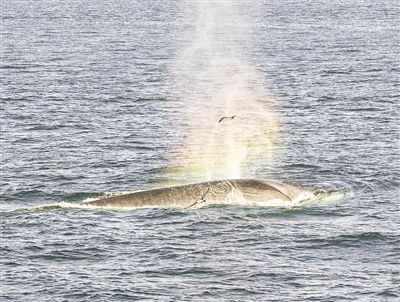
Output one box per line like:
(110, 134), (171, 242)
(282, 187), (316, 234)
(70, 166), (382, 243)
(167, 0), (280, 182)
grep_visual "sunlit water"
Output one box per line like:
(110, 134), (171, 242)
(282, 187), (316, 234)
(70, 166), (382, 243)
(1, 0), (399, 301)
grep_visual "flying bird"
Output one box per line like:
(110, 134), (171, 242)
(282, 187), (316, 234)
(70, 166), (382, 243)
(218, 115), (243, 123)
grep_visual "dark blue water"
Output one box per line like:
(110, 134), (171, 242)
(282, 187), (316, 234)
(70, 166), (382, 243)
(1, 0), (399, 301)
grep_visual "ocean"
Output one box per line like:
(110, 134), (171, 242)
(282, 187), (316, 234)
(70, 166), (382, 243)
(1, 0), (399, 301)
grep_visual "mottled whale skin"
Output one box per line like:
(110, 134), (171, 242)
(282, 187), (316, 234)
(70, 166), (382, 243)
(83, 179), (318, 209)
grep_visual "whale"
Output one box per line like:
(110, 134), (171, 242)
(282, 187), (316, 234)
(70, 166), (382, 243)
(82, 179), (323, 209)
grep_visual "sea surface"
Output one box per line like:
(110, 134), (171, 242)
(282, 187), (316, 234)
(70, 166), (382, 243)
(1, 0), (399, 301)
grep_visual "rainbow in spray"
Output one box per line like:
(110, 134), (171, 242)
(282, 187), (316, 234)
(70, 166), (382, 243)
(166, 1), (280, 181)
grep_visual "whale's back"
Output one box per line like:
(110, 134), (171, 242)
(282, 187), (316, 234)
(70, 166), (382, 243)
(83, 179), (315, 208)
(232, 179), (314, 204)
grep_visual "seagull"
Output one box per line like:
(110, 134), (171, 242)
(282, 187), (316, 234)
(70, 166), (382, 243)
(218, 115), (243, 123)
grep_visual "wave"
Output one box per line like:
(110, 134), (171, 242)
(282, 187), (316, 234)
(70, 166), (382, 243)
(300, 231), (399, 248)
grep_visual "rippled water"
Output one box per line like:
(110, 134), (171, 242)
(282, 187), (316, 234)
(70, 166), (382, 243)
(1, 0), (399, 301)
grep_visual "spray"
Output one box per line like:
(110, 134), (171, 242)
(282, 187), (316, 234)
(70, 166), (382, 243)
(167, 0), (280, 182)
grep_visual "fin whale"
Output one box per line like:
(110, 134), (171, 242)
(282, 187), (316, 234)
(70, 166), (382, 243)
(83, 179), (319, 209)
